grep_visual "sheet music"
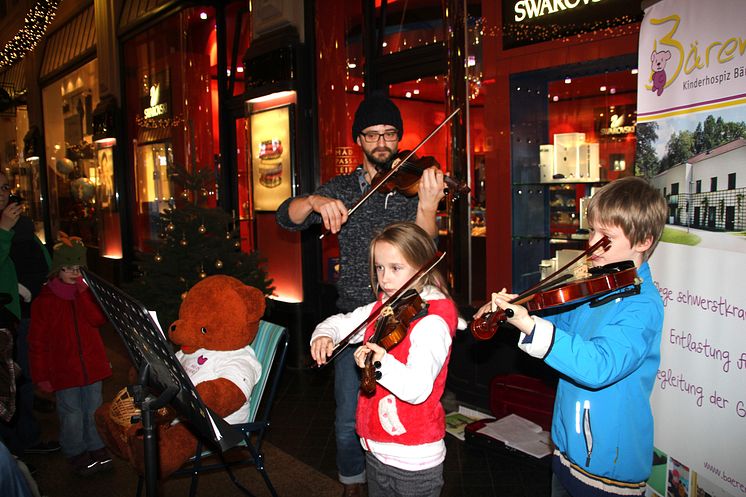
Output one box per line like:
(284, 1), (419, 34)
(148, 310), (166, 340)
(477, 414), (551, 458)
(478, 413), (541, 443)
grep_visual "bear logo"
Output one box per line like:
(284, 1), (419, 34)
(651, 49), (671, 96)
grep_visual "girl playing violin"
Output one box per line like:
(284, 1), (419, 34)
(310, 222), (460, 497)
(475, 176), (668, 497)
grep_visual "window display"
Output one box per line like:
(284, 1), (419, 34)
(1, 105), (46, 241)
(123, 7), (218, 253)
(510, 59), (638, 289)
(42, 59), (101, 246)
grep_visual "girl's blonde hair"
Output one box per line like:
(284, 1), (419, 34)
(368, 222), (451, 298)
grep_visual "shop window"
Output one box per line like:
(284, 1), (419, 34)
(123, 7), (219, 253)
(42, 59), (101, 245)
(1, 106), (46, 241)
(509, 57), (638, 290)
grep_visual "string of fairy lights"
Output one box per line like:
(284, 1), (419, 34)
(0, 0), (60, 70)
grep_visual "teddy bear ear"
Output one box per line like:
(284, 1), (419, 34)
(235, 285), (266, 320)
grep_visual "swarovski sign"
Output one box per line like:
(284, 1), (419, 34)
(501, 0), (639, 49)
(143, 83), (168, 119)
(514, 0), (603, 22)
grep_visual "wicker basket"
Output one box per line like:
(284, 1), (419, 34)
(110, 388), (141, 427)
(109, 387), (169, 426)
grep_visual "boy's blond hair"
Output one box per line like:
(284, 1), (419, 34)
(368, 222), (450, 297)
(586, 176), (667, 261)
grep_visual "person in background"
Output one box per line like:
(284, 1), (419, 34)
(477, 176), (668, 497)
(0, 173), (59, 459)
(28, 233), (112, 476)
(312, 222), (460, 497)
(1, 317), (42, 497)
(277, 94), (445, 497)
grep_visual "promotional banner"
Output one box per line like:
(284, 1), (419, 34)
(639, 1), (746, 496)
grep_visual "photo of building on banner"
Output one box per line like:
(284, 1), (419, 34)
(637, 1), (746, 497)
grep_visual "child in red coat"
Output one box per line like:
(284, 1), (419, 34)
(28, 233), (112, 476)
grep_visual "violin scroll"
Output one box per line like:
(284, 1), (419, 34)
(469, 310), (505, 341)
(360, 354), (380, 395)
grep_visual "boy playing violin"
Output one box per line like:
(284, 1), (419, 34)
(476, 176), (667, 497)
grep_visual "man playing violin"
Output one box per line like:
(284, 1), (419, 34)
(475, 176), (667, 497)
(276, 93), (444, 497)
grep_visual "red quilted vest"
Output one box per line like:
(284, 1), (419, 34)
(356, 296), (458, 445)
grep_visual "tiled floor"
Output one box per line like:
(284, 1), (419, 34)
(264, 363), (553, 497)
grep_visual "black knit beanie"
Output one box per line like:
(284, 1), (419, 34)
(352, 94), (403, 142)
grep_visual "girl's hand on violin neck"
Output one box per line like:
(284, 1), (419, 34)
(354, 342), (386, 368)
(491, 291), (534, 335)
(308, 194), (348, 234)
(417, 167), (446, 209)
(474, 288), (514, 319)
(473, 301), (493, 319)
(310, 336), (335, 366)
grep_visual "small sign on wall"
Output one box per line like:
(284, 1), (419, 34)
(334, 146), (356, 175)
(250, 104), (295, 211)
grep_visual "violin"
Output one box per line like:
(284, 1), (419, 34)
(360, 289), (428, 395)
(319, 108), (462, 239)
(371, 150), (470, 200)
(471, 261), (640, 340)
(470, 236), (642, 341)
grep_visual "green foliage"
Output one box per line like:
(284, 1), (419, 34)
(659, 115), (746, 172)
(124, 164), (274, 327)
(635, 122), (660, 178)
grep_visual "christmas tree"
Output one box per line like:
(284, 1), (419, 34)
(125, 163), (274, 327)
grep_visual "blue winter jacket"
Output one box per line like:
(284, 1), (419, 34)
(519, 262), (663, 485)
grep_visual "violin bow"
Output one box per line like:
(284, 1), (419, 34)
(311, 251), (446, 367)
(319, 107), (462, 239)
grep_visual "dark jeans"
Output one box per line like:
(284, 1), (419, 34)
(0, 441), (32, 497)
(0, 319), (41, 454)
(552, 474), (573, 497)
(334, 345), (366, 484)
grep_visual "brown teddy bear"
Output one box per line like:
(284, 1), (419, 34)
(95, 275), (266, 478)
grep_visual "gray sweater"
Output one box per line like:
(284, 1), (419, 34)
(276, 166), (419, 311)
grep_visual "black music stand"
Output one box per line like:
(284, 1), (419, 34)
(83, 270), (243, 497)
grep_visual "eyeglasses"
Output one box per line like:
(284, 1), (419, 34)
(60, 266), (82, 273)
(0, 185), (10, 192)
(360, 130), (399, 143)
